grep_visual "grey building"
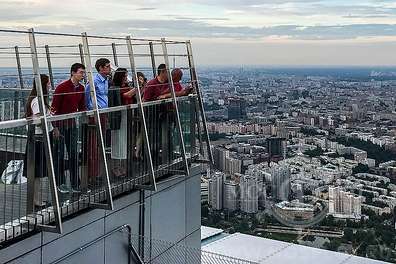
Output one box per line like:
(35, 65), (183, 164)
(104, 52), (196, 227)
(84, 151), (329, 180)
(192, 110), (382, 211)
(209, 172), (224, 210)
(223, 180), (239, 211)
(240, 174), (259, 214)
(271, 165), (291, 202)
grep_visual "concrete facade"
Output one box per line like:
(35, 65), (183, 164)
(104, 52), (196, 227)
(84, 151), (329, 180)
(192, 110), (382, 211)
(0, 165), (202, 264)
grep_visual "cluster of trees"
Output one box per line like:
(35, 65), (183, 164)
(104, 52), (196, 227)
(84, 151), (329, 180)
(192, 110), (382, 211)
(336, 137), (396, 163)
(300, 127), (325, 136)
(304, 146), (324, 157)
(352, 164), (370, 174)
(209, 132), (228, 141)
(204, 103), (222, 111)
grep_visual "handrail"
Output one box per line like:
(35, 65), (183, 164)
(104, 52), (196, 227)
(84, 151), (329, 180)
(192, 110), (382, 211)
(0, 29), (186, 44)
(0, 95), (197, 130)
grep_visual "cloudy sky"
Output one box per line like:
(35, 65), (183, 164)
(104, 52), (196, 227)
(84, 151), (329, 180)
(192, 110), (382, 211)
(1, 0), (396, 65)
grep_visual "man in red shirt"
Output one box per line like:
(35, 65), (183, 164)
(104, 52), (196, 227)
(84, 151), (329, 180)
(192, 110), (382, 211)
(143, 64), (169, 102)
(51, 63), (86, 193)
(141, 64), (171, 166)
(158, 68), (192, 99)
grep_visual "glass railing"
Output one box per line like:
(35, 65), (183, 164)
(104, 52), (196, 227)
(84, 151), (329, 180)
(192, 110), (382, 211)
(0, 95), (200, 244)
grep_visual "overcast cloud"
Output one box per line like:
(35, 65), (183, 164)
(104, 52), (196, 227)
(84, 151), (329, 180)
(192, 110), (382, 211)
(0, 0), (395, 65)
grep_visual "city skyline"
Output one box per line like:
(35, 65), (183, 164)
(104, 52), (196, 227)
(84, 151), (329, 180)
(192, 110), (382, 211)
(1, 0), (396, 65)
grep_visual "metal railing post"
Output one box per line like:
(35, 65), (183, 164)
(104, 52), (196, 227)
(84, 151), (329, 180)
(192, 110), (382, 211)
(161, 38), (190, 176)
(78, 43), (88, 85)
(15, 46), (24, 89)
(78, 43), (85, 65)
(45, 45), (55, 89)
(126, 36), (156, 191)
(28, 28), (62, 233)
(81, 32), (114, 210)
(111, 43), (118, 67)
(14, 46), (24, 117)
(186, 40), (213, 164)
(149, 42), (156, 78)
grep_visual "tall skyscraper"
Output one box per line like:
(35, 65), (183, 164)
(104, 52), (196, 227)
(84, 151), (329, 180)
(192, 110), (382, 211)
(223, 180), (239, 211)
(213, 147), (230, 172)
(228, 97), (247, 120)
(267, 137), (287, 165)
(209, 172), (224, 210)
(352, 103), (360, 120)
(240, 175), (259, 214)
(271, 165), (291, 202)
(258, 180), (267, 208)
(329, 187), (361, 218)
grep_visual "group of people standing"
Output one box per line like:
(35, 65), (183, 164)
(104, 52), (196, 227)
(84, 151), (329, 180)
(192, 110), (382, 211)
(25, 58), (191, 208)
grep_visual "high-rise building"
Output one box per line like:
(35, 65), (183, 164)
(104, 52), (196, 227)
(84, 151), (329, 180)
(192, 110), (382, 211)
(240, 175), (259, 214)
(227, 97), (247, 120)
(223, 180), (239, 211)
(267, 137), (287, 164)
(258, 180), (267, 208)
(225, 157), (242, 175)
(352, 103), (359, 120)
(209, 172), (224, 210)
(271, 165), (291, 202)
(329, 187), (361, 218)
(213, 147), (230, 172)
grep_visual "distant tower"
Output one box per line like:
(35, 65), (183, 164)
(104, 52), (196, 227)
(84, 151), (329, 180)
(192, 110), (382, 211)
(267, 137), (287, 165)
(329, 187), (361, 217)
(240, 175), (259, 214)
(228, 97), (247, 120)
(352, 104), (360, 120)
(271, 166), (291, 202)
(208, 172), (224, 210)
(223, 180), (239, 211)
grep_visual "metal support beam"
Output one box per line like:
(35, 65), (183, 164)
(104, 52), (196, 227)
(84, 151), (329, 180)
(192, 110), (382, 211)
(45, 45), (55, 89)
(126, 36), (156, 191)
(138, 190), (145, 261)
(189, 95), (197, 155)
(81, 32), (113, 210)
(28, 28), (62, 234)
(186, 41), (213, 164)
(161, 38), (190, 176)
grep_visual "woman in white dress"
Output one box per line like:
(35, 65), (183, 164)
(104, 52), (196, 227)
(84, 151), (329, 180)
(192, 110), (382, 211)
(25, 74), (54, 210)
(110, 68), (136, 177)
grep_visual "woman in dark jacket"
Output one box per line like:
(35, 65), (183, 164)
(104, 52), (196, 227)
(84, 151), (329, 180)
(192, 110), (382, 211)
(109, 68), (136, 177)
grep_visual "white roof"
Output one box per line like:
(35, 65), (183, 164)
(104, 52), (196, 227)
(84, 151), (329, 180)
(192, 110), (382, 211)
(200, 226), (224, 241)
(202, 232), (390, 264)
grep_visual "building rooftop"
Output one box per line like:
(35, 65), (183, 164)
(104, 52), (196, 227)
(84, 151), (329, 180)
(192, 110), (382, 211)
(201, 229), (390, 264)
(201, 226), (223, 241)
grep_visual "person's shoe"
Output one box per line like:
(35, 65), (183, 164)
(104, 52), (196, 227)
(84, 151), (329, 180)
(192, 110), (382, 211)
(71, 188), (81, 194)
(79, 188), (91, 198)
(57, 184), (70, 194)
(61, 199), (70, 207)
(34, 201), (47, 211)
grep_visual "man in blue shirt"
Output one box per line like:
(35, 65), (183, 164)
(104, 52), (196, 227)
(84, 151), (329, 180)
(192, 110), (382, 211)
(84, 58), (111, 187)
(85, 58), (111, 109)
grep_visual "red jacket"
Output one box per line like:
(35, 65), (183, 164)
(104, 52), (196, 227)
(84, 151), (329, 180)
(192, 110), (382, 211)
(51, 79), (86, 128)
